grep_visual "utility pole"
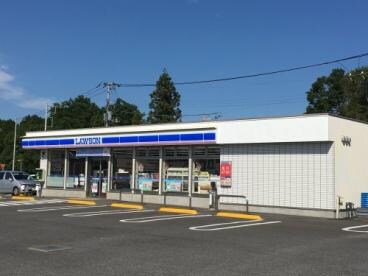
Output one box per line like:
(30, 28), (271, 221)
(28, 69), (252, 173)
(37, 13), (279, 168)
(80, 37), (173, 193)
(103, 82), (121, 127)
(44, 103), (48, 131)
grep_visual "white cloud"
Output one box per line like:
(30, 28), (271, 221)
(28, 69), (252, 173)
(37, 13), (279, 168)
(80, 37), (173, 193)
(0, 67), (52, 110)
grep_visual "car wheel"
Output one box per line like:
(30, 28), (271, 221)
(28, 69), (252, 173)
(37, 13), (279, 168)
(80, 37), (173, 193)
(12, 187), (20, 196)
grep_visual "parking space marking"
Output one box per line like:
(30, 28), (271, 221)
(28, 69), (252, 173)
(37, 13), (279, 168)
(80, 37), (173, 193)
(0, 199), (66, 207)
(342, 224), (368, 233)
(120, 214), (212, 223)
(18, 205), (109, 213)
(189, 220), (281, 231)
(63, 209), (154, 218)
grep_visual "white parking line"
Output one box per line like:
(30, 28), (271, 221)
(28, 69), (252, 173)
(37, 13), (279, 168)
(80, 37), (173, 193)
(18, 205), (109, 213)
(189, 220), (281, 231)
(120, 214), (212, 223)
(63, 209), (154, 217)
(0, 199), (66, 207)
(342, 224), (368, 233)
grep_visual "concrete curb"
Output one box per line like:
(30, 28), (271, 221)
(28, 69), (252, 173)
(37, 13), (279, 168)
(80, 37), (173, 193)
(68, 199), (96, 206)
(11, 196), (35, 201)
(159, 207), (198, 215)
(216, 212), (262, 220)
(111, 203), (144, 210)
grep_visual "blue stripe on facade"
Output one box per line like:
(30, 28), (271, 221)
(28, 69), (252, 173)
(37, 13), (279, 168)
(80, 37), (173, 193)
(139, 135), (159, 143)
(102, 137), (119, 144)
(45, 140), (59, 146)
(120, 136), (138, 143)
(22, 132), (216, 148)
(59, 139), (74, 145)
(181, 133), (203, 141)
(159, 134), (180, 142)
(204, 133), (216, 140)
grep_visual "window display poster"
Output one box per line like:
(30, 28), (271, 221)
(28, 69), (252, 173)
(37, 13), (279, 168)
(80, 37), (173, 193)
(165, 179), (182, 192)
(138, 177), (153, 191)
(91, 178), (99, 193)
(220, 161), (232, 187)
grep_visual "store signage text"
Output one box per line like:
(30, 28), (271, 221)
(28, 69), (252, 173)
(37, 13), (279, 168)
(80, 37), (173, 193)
(75, 137), (101, 145)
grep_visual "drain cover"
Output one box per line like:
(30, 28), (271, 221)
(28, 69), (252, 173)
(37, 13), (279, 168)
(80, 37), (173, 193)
(28, 245), (71, 252)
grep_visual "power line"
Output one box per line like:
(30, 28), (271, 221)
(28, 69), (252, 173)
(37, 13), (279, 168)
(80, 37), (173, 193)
(88, 87), (105, 99)
(117, 52), (368, 87)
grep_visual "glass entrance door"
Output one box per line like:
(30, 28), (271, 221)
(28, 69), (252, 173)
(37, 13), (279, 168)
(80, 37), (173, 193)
(88, 158), (108, 197)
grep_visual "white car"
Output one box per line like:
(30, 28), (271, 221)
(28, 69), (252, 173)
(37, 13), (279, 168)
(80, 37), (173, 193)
(0, 171), (37, 195)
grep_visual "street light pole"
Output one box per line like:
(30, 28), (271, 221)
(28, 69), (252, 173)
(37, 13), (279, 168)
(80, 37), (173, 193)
(44, 103), (48, 131)
(12, 120), (17, 171)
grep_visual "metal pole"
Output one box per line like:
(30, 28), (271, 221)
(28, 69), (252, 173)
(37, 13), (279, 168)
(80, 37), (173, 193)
(12, 120), (17, 171)
(44, 103), (48, 131)
(105, 84), (111, 127)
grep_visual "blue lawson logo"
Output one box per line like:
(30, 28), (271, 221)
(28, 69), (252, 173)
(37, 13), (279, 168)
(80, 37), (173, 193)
(75, 137), (101, 145)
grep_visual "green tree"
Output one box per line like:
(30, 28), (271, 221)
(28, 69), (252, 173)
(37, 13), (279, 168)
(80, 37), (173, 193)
(50, 95), (104, 130)
(306, 67), (368, 121)
(0, 119), (16, 170)
(111, 98), (144, 126)
(148, 70), (181, 123)
(17, 115), (44, 173)
(0, 115), (44, 172)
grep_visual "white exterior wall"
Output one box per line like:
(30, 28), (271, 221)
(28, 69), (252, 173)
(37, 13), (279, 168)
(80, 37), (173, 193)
(216, 115), (329, 144)
(218, 142), (335, 210)
(329, 117), (368, 207)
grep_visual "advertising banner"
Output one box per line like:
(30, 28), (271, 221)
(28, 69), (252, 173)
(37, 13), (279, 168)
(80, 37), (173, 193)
(220, 161), (232, 187)
(138, 177), (153, 191)
(76, 148), (111, 157)
(165, 179), (182, 192)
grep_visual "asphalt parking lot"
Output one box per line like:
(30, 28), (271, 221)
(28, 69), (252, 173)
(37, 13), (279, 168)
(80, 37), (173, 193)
(0, 198), (368, 276)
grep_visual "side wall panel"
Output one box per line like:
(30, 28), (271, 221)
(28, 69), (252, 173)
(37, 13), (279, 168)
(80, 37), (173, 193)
(329, 117), (368, 207)
(219, 142), (335, 210)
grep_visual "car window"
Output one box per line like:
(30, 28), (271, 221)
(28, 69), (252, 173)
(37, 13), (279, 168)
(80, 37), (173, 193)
(5, 172), (13, 180)
(13, 173), (29, 180)
(0, 172), (4, 180)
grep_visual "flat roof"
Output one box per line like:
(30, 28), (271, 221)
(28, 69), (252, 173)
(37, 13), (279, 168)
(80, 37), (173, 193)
(24, 113), (334, 138)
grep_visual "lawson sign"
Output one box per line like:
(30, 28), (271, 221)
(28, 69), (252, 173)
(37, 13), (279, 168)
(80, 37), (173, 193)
(21, 131), (216, 149)
(75, 137), (102, 145)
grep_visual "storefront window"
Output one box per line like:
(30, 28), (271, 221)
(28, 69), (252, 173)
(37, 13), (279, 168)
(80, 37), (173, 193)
(163, 147), (189, 193)
(112, 149), (133, 191)
(136, 148), (159, 192)
(47, 150), (65, 188)
(66, 151), (85, 189)
(192, 147), (220, 194)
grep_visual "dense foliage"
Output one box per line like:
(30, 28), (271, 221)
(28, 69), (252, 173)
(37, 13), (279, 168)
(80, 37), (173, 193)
(306, 67), (368, 121)
(0, 95), (144, 172)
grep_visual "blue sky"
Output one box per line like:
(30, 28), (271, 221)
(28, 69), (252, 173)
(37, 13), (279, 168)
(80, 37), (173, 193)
(0, 0), (367, 121)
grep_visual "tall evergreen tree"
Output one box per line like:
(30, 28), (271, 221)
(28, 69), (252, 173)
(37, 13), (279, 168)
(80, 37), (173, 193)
(148, 70), (181, 123)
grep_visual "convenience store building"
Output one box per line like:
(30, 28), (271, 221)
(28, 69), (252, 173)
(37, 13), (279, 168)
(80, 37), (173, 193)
(22, 114), (368, 218)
